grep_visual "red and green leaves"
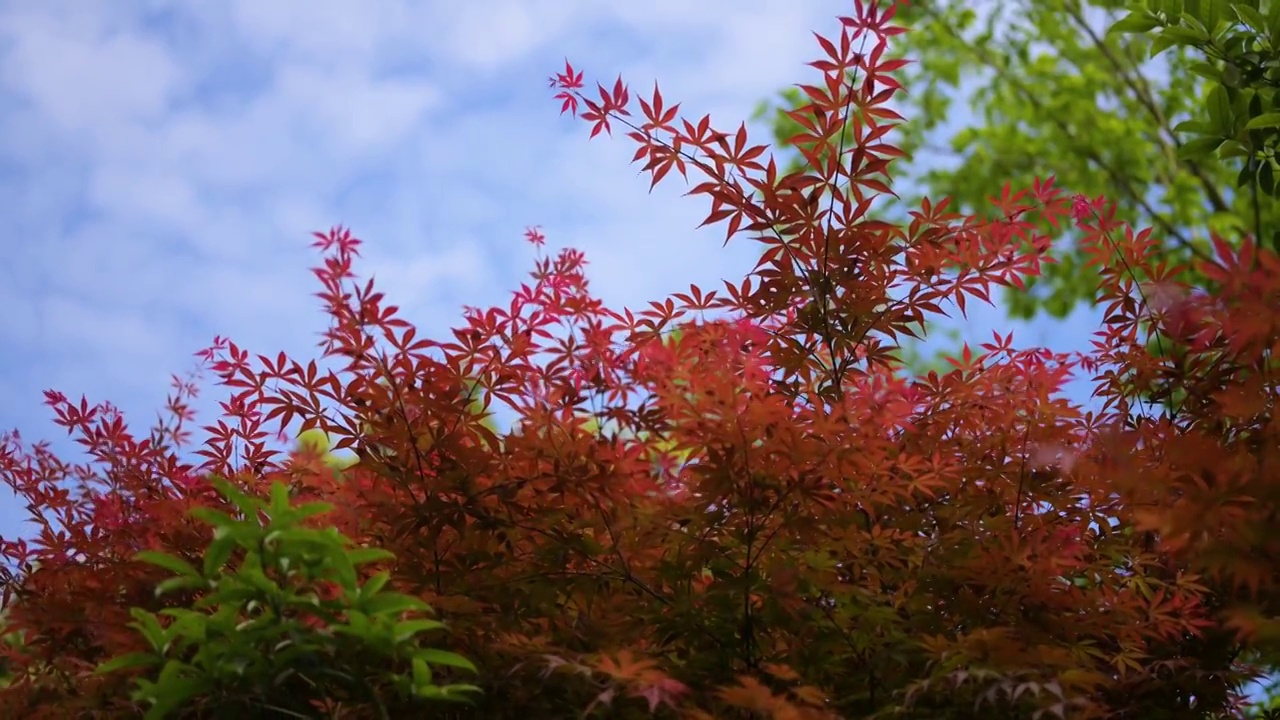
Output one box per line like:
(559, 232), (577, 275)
(2, 1), (1278, 718)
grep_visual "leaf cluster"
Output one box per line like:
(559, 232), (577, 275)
(94, 478), (478, 718)
(1114, 0), (1280, 236)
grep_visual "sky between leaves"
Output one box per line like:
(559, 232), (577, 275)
(0, 0), (1103, 541)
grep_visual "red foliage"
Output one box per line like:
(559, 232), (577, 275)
(2, 2), (1277, 718)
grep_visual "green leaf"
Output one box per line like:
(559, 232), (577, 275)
(140, 665), (207, 720)
(1177, 136), (1228, 160)
(1232, 4), (1269, 33)
(361, 593), (430, 618)
(95, 652), (159, 675)
(1186, 60), (1224, 82)
(333, 610), (372, 640)
(1109, 10), (1162, 34)
(1150, 31), (1181, 57)
(1223, 61), (1244, 87)
(359, 571), (392, 600)
(412, 656), (432, 686)
(1245, 112), (1280, 129)
(188, 507), (238, 531)
(290, 501), (334, 521)
(268, 481), (292, 514)
(1207, 84), (1235, 132)
(1259, 158), (1276, 192)
(134, 551), (201, 578)
(1239, 158), (1257, 187)
(1162, 23), (1213, 45)
(1178, 8), (1211, 34)
(415, 648), (477, 673)
(1173, 119), (1215, 134)
(234, 563), (281, 596)
(347, 547), (395, 566)
(325, 546), (359, 590)
(212, 478), (261, 519)
(154, 576), (211, 597)
(128, 609), (169, 652)
(264, 528), (330, 556)
(392, 619), (448, 644)
(202, 536), (238, 577)
(416, 683), (483, 701)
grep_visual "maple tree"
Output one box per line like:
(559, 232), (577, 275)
(0, 1), (1277, 718)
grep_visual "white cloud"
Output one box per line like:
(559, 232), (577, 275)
(0, 9), (184, 138)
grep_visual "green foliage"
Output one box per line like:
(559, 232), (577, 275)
(1112, 0), (1280, 237)
(96, 478), (479, 719)
(756, 0), (1280, 319)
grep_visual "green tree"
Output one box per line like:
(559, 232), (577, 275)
(755, 0), (1280, 319)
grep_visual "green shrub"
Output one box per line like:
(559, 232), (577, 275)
(96, 478), (479, 719)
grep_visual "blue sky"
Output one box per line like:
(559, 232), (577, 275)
(0, 0), (1103, 542)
